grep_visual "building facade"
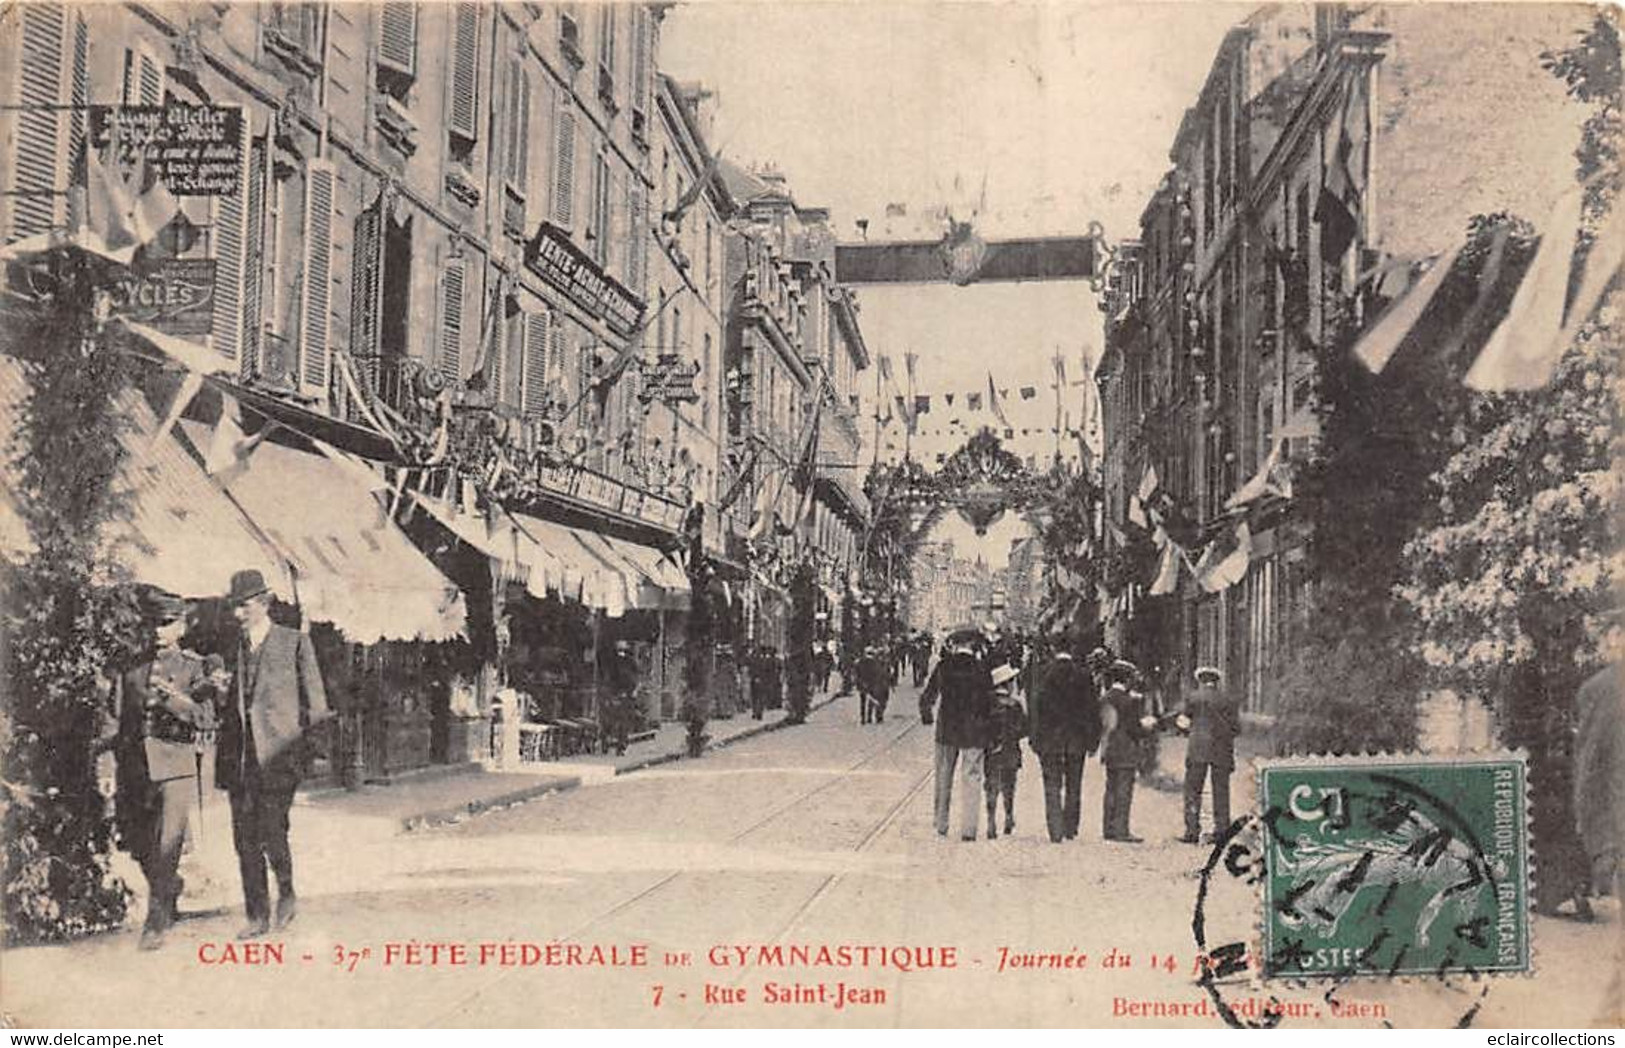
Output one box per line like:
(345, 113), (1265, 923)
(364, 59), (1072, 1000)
(0, 1), (757, 764)
(1099, 4), (1590, 716)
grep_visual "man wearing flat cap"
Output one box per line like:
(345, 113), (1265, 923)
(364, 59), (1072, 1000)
(216, 569), (330, 939)
(1178, 665), (1239, 844)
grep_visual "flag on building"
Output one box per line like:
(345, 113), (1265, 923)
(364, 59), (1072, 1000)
(988, 372), (1011, 427)
(1196, 523), (1251, 593)
(1020, 386), (1036, 400)
(1128, 463), (1159, 527)
(1465, 186), (1587, 391)
(968, 392), (983, 411)
(1315, 68), (1369, 264)
(1354, 243), (1465, 373)
(1149, 540), (1181, 596)
(915, 394), (931, 415)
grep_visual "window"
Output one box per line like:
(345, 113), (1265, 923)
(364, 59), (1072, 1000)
(447, 3), (480, 147)
(376, 3), (417, 96)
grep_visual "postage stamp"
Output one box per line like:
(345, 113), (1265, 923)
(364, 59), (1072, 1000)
(1256, 755), (1531, 980)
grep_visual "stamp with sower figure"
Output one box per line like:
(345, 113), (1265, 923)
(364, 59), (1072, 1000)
(1256, 755), (1531, 980)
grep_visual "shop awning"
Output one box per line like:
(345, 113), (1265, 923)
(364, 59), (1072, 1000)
(582, 532), (691, 611)
(182, 422), (466, 643)
(0, 358), (290, 600)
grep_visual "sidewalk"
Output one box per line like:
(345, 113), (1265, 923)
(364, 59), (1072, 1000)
(299, 688), (851, 834)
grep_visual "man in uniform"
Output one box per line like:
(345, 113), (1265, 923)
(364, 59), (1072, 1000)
(1100, 660), (1155, 843)
(217, 569), (330, 939)
(920, 631), (994, 840)
(1179, 666), (1240, 844)
(1027, 638), (1102, 843)
(102, 587), (222, 950)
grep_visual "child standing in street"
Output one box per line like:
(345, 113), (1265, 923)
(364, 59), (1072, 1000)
(984, 664), (1027, 839)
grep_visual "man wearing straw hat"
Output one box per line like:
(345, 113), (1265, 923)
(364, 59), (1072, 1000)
(216, 569), (330, 940)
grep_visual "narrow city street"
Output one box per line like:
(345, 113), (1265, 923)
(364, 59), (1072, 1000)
(4, 685), (1616, 1029)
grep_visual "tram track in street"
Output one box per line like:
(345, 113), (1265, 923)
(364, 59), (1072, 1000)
(421, 707), (930, 1025)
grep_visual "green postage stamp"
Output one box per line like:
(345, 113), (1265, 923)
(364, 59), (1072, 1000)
(1257, 755), (1531, 980)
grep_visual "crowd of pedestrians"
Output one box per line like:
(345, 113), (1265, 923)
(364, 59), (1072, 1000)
(914, 626), (1240, 845)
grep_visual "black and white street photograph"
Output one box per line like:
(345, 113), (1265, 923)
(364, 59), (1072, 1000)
(0, 0), (1619, 1030)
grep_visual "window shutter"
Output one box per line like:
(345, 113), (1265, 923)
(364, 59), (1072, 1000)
(241, 135), (269, 378)
(209, 106), (252, 367)
(300, 159), (337, 395)
(67, 13), (87, 165)
(516, 70), (531, 189)
(447, 3), (480, 141)
(349, 195), (385, 362)
(626, 180), (645, 294)
(377, 3), (417, 78)
(631, 7), (650, 116)
(8, 3), (68, 242)
(437, 258), (465, 383)
(549, 315), (566, 386)
(505, 60), (530, 188)
(502, 312), (524, 408)
(552, 105), (576, 227)
(521, 310), (551, 420)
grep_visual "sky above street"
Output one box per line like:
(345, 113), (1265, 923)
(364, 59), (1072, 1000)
(662, 1), (1248, 565)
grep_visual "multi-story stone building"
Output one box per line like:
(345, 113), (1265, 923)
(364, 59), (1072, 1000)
(721, 161), (872, 647)
(0, 1), (745, 762)
(1099, 4), (1592, 715)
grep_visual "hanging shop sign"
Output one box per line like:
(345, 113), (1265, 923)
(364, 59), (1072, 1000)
(524, 224), (645, 337)
(107, 258), (217, 337)
(89, 104), (246, 196)
(638, 353), (701, 404)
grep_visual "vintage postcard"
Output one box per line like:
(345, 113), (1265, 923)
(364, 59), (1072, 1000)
(0, 0), (1619, 1031)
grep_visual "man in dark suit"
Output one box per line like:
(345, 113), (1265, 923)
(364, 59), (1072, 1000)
(920, 632), (993, 841)
(1179, 666), (1241, 844)
(1027, 640), (1103, 843)
(1101, 660), (1154, 843)
(217, 569), (330, 939)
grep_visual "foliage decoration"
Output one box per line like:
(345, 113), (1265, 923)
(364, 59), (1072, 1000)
(1, 257), (143, 943)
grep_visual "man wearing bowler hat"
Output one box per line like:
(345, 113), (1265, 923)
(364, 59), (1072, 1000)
(217, 569), (330, 939)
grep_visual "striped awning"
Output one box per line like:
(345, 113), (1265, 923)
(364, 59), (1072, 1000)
(414, 494), (688, 615)
(0, 357), (290, 600)
(182, 421), (466, 643)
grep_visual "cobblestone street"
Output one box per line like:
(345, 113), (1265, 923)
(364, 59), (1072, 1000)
(4, 685), (1617, 1028)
